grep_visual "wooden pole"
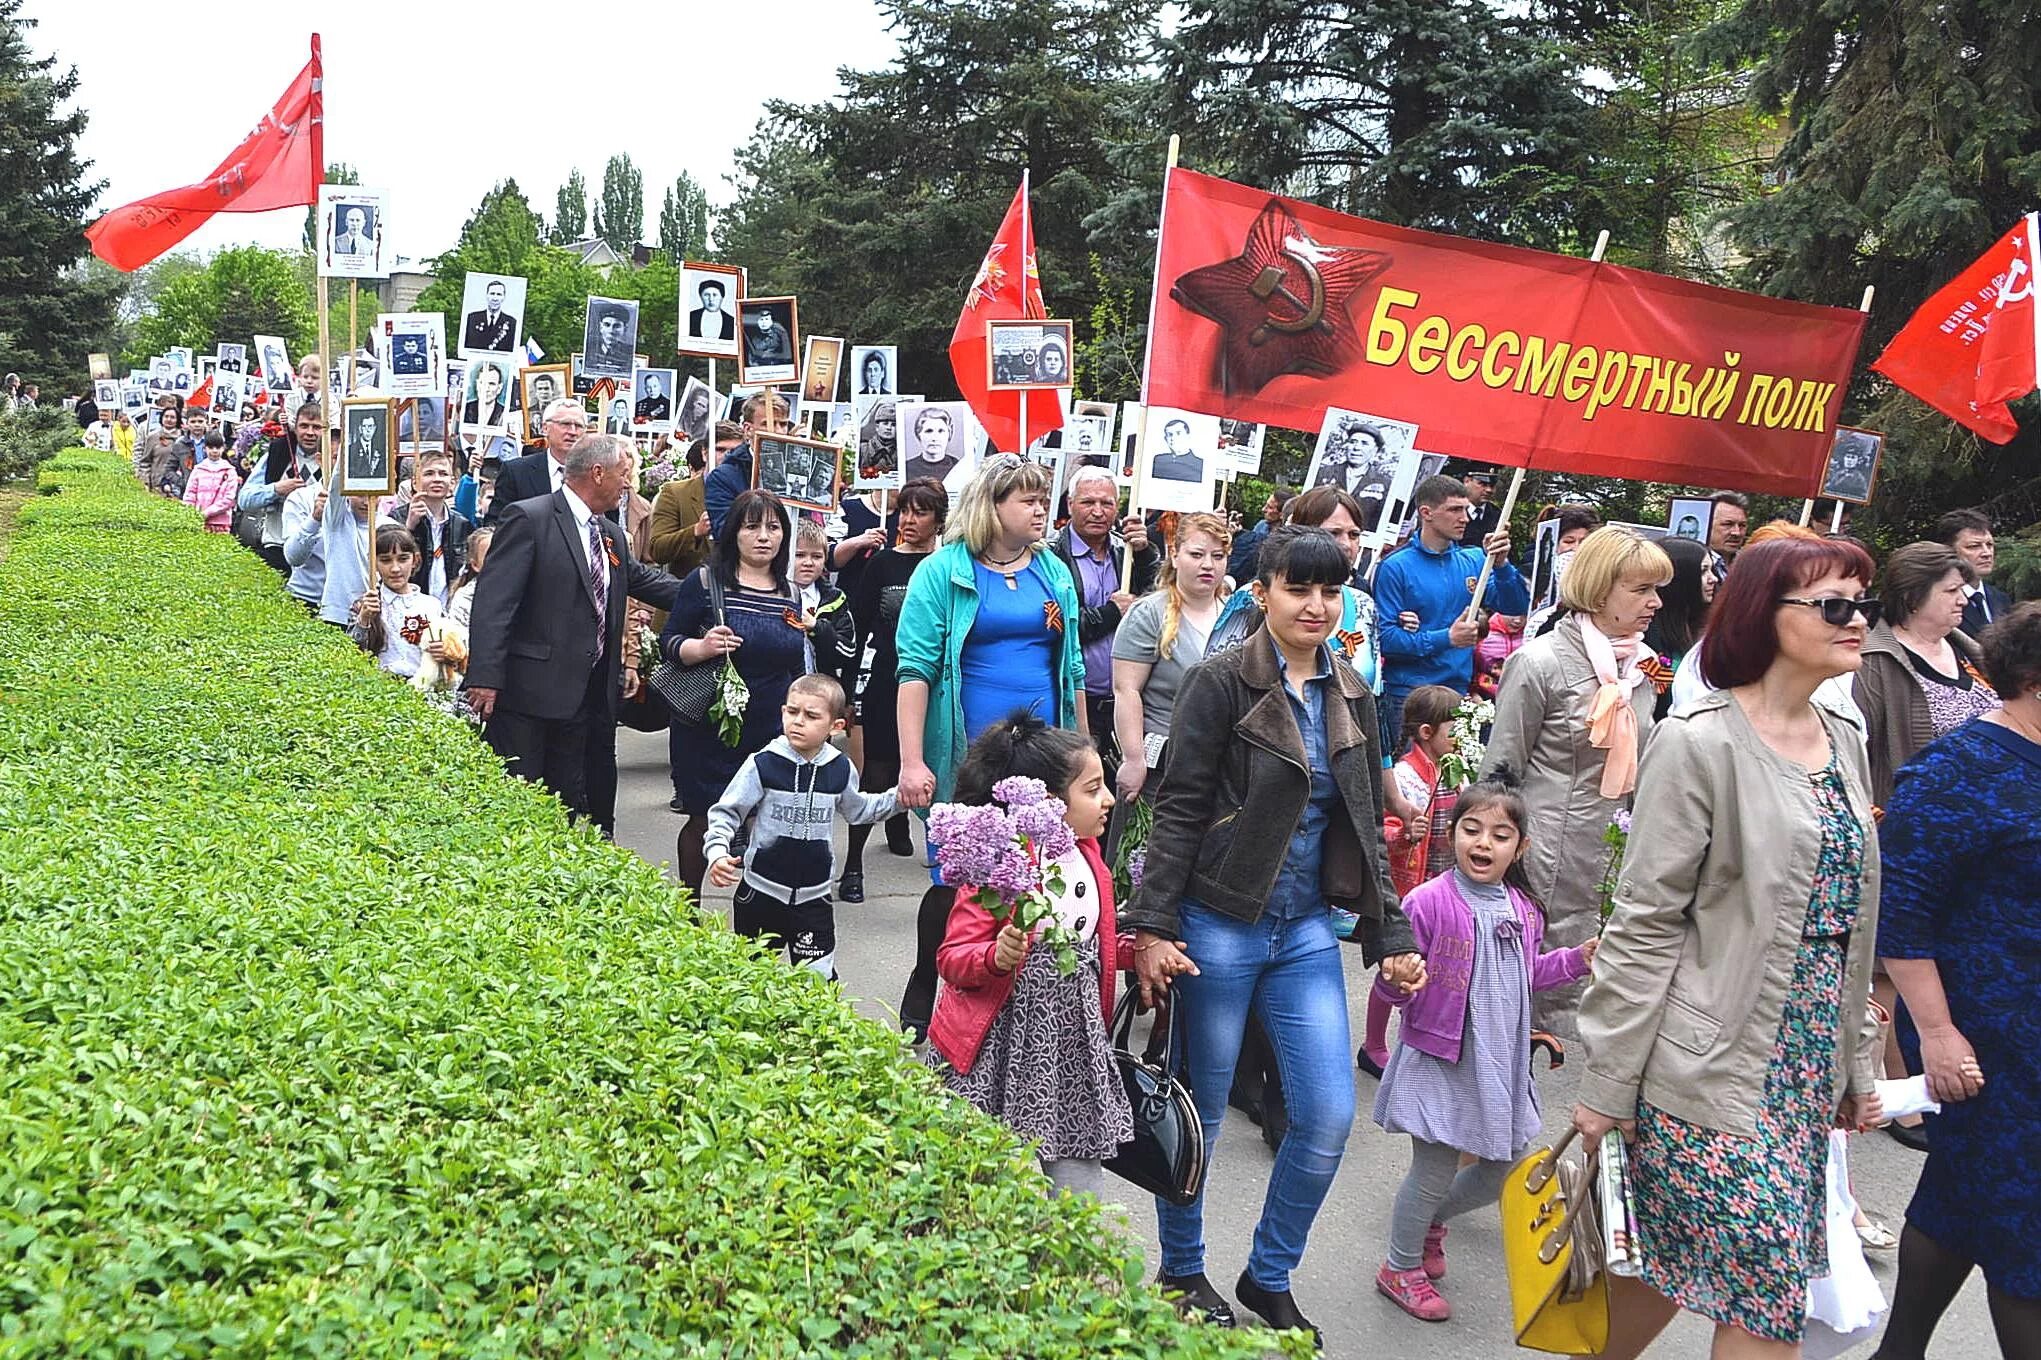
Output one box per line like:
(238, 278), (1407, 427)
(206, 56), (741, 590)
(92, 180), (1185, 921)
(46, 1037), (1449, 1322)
(1829, 500), (1845, 533)
(1123, 133), (1181, 584)
(1800, 288), (1873, 530)
(1799, 498), (1816, 526)
(347, 281), (359, 396)
(1462, 229), (1609, 622)
(317, 277), (333, 483)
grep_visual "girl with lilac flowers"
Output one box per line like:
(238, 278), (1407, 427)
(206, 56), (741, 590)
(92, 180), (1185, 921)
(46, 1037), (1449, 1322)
(925, 713), (1132, 1200)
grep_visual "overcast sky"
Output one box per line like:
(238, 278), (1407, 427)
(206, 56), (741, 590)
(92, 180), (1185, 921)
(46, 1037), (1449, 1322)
(24, 0), (900, 266)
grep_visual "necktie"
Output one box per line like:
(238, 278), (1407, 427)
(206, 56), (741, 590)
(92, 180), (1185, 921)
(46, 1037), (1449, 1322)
(587, 517), (608, 661)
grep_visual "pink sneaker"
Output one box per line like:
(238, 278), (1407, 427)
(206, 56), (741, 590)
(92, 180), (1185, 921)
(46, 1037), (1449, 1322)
(1422, 1222), (1448, 1280)
(1376, 1263), (1452, 1321)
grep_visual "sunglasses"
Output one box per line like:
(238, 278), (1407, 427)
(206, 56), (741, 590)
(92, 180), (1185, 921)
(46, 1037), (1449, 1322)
(1777, 595), (1882, 628)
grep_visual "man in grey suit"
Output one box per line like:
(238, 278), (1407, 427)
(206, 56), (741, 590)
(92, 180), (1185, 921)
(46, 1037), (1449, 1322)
(464, 434), (680, 834)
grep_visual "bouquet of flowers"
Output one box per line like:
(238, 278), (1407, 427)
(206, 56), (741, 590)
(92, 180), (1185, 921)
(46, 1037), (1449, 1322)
(1596, 808), (1631, 922)
(641, 445), (684, 495)
(1439, 696), (1495, 788)
(927, 776), (1082, 975)
(634, 623), (661, 673)
(710, 657), (749, 747)
(1109, 793), (1153, 906)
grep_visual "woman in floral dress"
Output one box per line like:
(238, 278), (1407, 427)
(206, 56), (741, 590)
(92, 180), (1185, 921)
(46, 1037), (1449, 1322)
(1574, 537), (1889, 1357)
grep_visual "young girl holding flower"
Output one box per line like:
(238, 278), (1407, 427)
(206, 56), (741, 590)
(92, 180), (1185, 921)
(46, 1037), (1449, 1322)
(350, 523), (447, 680)
(926, 712), (1132, 1199)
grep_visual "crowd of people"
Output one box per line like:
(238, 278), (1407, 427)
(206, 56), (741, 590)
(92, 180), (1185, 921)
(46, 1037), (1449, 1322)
(120, 363), (2038, 1358)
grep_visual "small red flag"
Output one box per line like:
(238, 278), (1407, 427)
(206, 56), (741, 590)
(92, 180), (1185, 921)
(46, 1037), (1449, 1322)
(84, 36), (324, 272)
(949, 176), (1064, 454)
(187, 374), (215, 410)
(1872, 213), (2040, 443)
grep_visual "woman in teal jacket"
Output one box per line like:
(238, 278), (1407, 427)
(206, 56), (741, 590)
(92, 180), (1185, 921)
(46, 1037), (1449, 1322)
(894, 453), (1087, 1038)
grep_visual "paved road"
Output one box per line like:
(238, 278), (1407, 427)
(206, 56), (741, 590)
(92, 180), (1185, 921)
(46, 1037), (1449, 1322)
(613, 728), (1994, 1358)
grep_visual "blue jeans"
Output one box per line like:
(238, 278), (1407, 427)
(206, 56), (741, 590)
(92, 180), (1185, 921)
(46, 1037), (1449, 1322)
(1157, 900), (1356, 1291)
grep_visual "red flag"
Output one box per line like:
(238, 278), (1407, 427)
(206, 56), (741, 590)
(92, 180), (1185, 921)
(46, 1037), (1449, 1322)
(1872, 213), (2039, 443)
(187, 374), (215, 410)
(950, 176), (1064, 454)
(84, 37), (324, 272)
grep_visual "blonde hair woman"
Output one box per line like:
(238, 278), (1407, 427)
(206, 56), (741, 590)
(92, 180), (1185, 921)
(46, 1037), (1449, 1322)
(1112, 511), (1232, 800)
(1481, 526), (1673, 1036)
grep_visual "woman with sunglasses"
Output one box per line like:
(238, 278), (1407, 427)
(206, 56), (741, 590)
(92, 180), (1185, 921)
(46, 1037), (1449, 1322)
(1572, 535), (1888, 1358)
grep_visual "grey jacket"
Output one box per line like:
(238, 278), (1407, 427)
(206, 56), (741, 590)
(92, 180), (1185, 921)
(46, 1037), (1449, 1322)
(705, 737), (899, 904)
(1576, 689), (1883, 1135)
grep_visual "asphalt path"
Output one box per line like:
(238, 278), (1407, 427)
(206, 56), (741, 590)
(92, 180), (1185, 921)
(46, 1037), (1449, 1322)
(613, 727), (1995, 1359)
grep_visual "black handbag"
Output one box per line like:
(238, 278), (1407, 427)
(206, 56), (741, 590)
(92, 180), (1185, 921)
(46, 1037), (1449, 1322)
(647, 568), (726, 727)
(1103, 988), (1206, 1206)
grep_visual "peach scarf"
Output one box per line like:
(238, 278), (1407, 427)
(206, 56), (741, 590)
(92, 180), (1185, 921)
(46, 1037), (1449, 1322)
(1580, 616), (1645, 798)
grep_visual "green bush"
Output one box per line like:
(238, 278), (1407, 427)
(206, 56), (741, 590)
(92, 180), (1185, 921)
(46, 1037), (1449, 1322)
(0, 454), (1302, 1359)
(0, 405), (79, 482)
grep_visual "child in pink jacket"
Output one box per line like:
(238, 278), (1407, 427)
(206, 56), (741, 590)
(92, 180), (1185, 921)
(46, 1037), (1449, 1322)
(181, 432), (241, 533)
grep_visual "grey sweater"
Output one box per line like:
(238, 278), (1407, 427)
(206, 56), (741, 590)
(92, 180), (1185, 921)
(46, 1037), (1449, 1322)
(705, 737), (899, 904)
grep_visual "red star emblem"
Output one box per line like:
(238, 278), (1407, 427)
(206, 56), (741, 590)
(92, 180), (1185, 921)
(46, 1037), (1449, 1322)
(1170, 198), (1394, 396)
(967, 244), (1009, 311)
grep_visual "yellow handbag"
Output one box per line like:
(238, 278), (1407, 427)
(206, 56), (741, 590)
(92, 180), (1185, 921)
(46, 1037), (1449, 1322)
(1499, 1127), (1610, 1355)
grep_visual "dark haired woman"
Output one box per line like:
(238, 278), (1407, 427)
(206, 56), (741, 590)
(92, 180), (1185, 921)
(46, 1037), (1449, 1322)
(1643, 535), (1716, 720)
(1128, 525), (1424, 1340)
(663, 489), (806, 898)
(1574, 535), (1888, 1357)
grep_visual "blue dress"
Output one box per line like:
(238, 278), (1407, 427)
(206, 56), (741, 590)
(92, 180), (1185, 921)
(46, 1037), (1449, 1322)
(1878, 719), (2041, 1301)
(959, 560), (1058, 740)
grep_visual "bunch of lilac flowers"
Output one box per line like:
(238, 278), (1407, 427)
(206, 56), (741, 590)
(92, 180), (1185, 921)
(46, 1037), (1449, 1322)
(1596, 808), (1633, 922)
(928, 776), (1081, 974)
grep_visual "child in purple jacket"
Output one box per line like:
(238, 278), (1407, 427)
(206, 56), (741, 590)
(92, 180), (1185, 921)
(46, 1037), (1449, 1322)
(1371, 774), (1599, 1323)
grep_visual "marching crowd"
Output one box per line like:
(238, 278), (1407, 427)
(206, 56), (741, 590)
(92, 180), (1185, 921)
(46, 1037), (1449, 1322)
(123, 371), (2039, 1359)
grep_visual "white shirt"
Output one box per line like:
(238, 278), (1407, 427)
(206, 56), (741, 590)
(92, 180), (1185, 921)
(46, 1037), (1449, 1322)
(1964, 583), (1993, 624)
(1670, 642), (1865, 728)
(548, 454), (567, 492)
(1043, 848), (1101, 942)
(561, 482), (609, 601)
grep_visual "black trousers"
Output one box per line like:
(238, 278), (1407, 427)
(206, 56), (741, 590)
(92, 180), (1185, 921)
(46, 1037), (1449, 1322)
(1085, 691), (1117, 767)
(733, 882), (837, 980)
(485, 667), (619, 837)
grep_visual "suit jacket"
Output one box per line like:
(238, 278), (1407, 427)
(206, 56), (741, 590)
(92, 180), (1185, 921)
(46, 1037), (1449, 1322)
(463, 310), (517, 352)
(463, 491), (682, 721)
(689, 309), (734, 341)
(462, 397), (508, 427)
(1961, 582), (2012, 639)
(484, 452), (561, 525)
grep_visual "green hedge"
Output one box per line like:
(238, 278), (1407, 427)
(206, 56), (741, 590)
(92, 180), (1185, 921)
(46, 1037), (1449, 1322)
(0, 454), (1302, 1358)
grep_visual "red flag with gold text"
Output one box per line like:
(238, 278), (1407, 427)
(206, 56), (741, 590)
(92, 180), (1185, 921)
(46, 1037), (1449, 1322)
(1144, 169), (1869, 496)
(950, 178), (1064, 454)
(84, 37), (324, 272)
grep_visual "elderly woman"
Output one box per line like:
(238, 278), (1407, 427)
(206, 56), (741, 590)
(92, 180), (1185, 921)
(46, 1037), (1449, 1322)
(902, 405), (961, 487)
(1574, 535), (1887, 1358)
(1129, 525), (1423, 1341)
(1482, 526), (1671, 1035)
(893, 454), (1086, 1040)
(1873, 604), (2041, 1358)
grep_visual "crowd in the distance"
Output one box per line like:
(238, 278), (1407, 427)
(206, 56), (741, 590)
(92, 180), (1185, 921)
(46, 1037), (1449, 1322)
(121, 359), (2038, 1358)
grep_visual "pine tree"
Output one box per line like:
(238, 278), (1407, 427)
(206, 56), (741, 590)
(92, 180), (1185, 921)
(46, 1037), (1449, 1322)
(552, 169), (588, 245)
(657, 173), (710, 262)
(594, 155), (644, 254)
(0, 0), (120, 390)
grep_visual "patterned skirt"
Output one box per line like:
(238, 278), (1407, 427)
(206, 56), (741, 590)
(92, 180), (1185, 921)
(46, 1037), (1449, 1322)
(1629, 931), (1844, 1342)
(932, 935), (1134, 1162)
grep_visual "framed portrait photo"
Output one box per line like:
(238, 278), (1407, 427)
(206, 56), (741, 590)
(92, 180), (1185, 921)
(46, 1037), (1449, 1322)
(750, 430), (842, 513)
(458, 272), (527, 357)
(849, 392), (919, 492)
(254, 335), (294, 392)
(1820, 426), (1883, 505)
(632, 366), (678, 433)
(1666, 496), (1714, 545)
(459, 356), (513, 429)
(168, 347), (195, 374)
(582, 297), (640, 381)
(678, 261), (747, 359)
(518, 364), (571, 444)
(896, 399), (984, 499)
(215, 343), (247, 375)
(1136, 407), (1221, 513)
(318, 184), (389, 279)
(1306, 407), (1421, 539)
(986, 318), (1075, 390)
(1218, 418), (1266, 475)
(376, 312), (446, 400)
(675, 375), (717, 448)
(849, 344), (897, 398)
(397, 397), (447, 453)
(736, 296), (800, 386)
(92, 378), (120, 409)
(338, 398), (397, 496)
(87, 353), (113, 382)
(801, 334), (845, 404)
(211, 372), (245, 421)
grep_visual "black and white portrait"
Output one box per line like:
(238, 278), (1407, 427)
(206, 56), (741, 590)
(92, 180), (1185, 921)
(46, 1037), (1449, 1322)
(633, 366), (677, 432)
(398, 397), (447, 452)
(1307, 407), (1420, 535)
(736, 296), (800, 386)
(986, 319), (1075, 390)
(377, 310), (447, 402)
(519, 366), (570, 442)
(215, 343), (246, 375)
(676, 376), (716, 447)
(1667, 496), (1714, 543)
(211, 373), (244, 421)
(897, 400), (983, 496)
(254, 335), (293, 392)
(679, 263), (746, 358)
(1135, 408), (1220, 513)
(580, 297), (639, 380)
(462, 358), (512, 427)
(851, 344), (897, 397)
(318, 186), (388, 280)
(1218, 418), (1266, 474)
(459, 272), (527, 356)
(603, 397), (634, 435)
(1820, 426), (1883, 505)
(90, 378), (119, 410)
(339, 400), (395, 495)
(750, 431), (841, 513)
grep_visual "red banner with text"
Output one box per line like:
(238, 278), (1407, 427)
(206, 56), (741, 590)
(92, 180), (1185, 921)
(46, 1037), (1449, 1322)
(1146, 169), (1869, 496)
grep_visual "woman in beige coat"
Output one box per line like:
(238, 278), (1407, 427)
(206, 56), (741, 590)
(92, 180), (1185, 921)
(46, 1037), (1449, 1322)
(1481, 527), (1670, 1035)
(1574, 535), (1887, 1358)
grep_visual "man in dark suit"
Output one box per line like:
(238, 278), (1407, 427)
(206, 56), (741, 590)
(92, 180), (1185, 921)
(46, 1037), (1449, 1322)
(1935, 508), (2013, 636)
(464, 434), (680, 835)
(634, 373), (671, 422)
(462, 360), (510, 426)
(486, 398), (588, 524)
(688, 280), (734, 342)
(463, 280), (518, 352)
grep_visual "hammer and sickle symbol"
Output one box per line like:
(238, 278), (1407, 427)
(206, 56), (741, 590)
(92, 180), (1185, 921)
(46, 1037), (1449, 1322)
(1246, 246), (1327, 347)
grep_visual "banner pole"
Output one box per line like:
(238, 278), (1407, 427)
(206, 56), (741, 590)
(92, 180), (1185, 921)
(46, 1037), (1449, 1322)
(1801, 287), (1873, 529)
(1799, 498), (1816, 526)
(1124, 133), (1181, 584)
(347, 280), (359, 395)
(1829, 500), (1845, 533)
(1462, 229), (1609, 622)
(317, 275), (333, 484)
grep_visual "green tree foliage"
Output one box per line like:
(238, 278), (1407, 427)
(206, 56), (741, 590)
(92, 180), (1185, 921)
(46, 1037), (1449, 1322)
(125, 247), (315, 369)
(657, 172), (710, 262)
(718, 0), (1165, 401)
(1701, 0), (2041, 537)
(415, 180), (548, 348)
(0, 0), (121, 391)
(552, 167), (588, 244)
(595, 154), (645, 253)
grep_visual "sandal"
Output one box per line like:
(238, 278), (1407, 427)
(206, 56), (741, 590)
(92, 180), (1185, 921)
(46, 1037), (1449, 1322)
(1855, 1219), (1899, 1251)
